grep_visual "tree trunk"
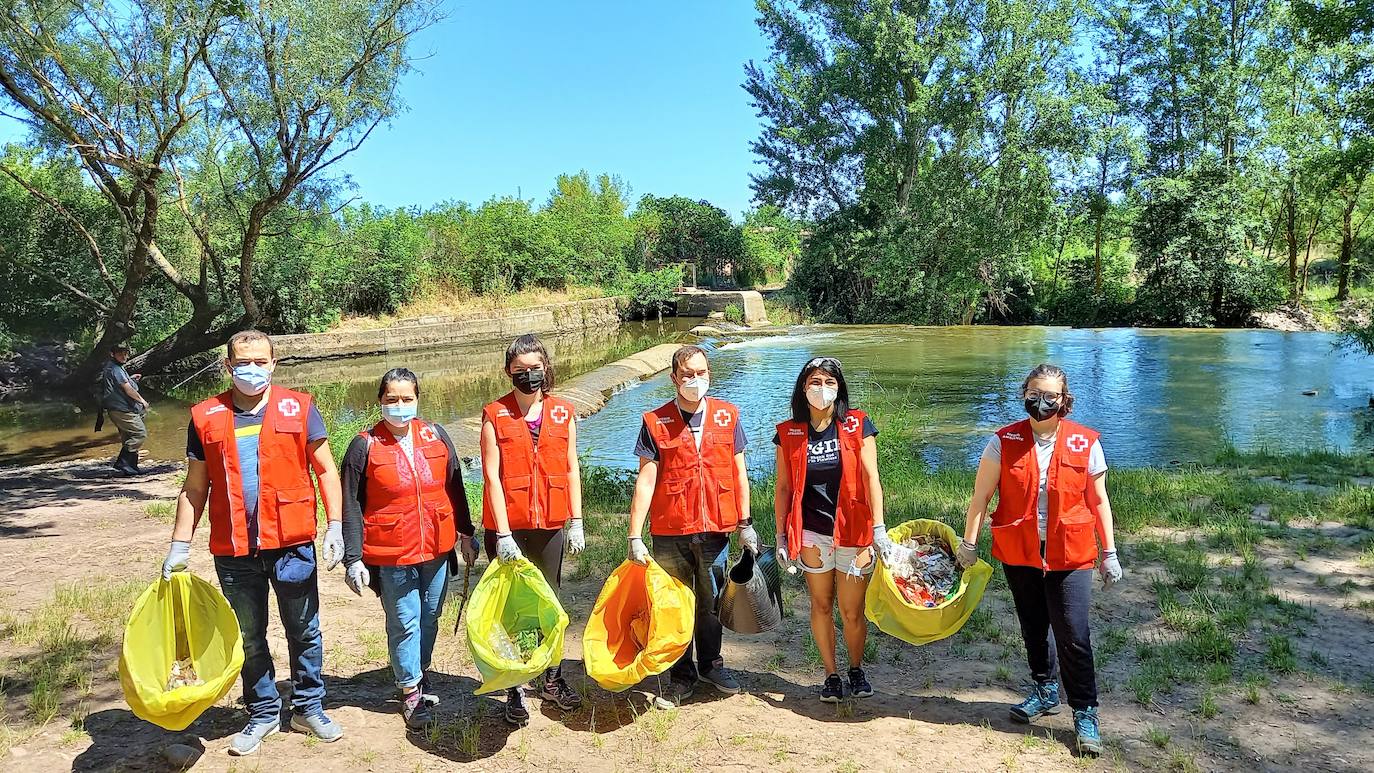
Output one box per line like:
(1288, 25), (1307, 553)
(1284, 180), (1299, 301)
(1338, 198), (1355, 302)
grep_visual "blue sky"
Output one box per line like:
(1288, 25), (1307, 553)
(0, 1), (772, 217)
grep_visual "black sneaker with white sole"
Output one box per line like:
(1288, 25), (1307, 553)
(537, 674), (583, 710)
(847, 667), (873, 698)
(820, 673), (845, 703)
(504, 686), (530, 726)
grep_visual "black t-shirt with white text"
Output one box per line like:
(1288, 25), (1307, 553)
(773, 415), (878, 535)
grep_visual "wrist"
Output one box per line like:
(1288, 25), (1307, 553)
(628, 535), (643, 542)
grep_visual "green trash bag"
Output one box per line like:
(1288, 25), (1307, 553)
(465, 557), (569, 695)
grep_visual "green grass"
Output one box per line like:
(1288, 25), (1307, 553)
(143, 501), (175, 522)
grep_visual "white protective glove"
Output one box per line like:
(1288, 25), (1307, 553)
(872, 523), (913, 570)
(738, 522), (760, 554)
(775, 541), (794, 575)
(567, 518), (586, 555)
(956, 539), (979, 569)
(322, 521), (345, 570)
(162, 540), (191, 581)
(1099, 549), (1123, 588)
(344, 561), (369, 596)
(459, 534), (479, 566)
(496, 533), (523, 562)
(627, 535), (649, 565)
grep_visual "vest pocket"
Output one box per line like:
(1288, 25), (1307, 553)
(546, 474), (570, 522)
(274, 487), (317, 543)
(1057, 522), (1098, 566)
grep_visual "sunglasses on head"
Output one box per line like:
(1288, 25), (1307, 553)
(807, 356), (841, 369)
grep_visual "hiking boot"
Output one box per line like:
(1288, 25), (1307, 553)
(1074, 707), (1103, 756)
(112, 450), (138, 476)
(289, 709), (343, 742)
(1010, 681), (1061, 723)
(700, 664), (740, 695)
(417, 675), (440, 707)
(653, 679), (695, 710)
(820, 673), (844, 703)
(538, 673), (583, 710)
(847, 667), (873, 698)
(504, 686), (530, 726)
(227, 718), (280, 756)
(401, 691), (432, 730)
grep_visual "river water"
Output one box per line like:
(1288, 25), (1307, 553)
(576, 326), (1374, 472)
(4, 325), (1371, 471)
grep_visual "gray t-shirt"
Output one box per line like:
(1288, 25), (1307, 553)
(100, 360), (139, 413)
(982, 431), (1107, 539)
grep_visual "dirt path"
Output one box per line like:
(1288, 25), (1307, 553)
(2, 460), (1372, 772)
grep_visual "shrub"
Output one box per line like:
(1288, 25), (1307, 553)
(620, 267), (682, 319)
(723, 303), (745, 325)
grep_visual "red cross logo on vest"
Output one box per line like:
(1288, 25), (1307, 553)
(713, 409), (732, 427)
(419, 425), (437, 443)
(1066, 433), (1089, 453)
(278, 397), (301, 418)
(843, 414), (861, 434)
(550, 405), (571, 424)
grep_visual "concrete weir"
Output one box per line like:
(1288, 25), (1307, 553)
(442, 343), (681, 459)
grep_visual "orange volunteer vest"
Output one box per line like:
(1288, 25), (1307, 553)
(360, 420), (458, 566)
(190, 387), (318, 557)
(776, 409), (874, 559)
(989, 418), (1104, 571)
(480, 392), (575, 531)
(645, 397), (742, 536)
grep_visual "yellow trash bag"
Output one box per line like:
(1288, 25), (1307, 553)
(865, 518), (993, 646)
(583, 559), (695, 692)
(465, 557), (570, 695)
(118, 572), (244, 731)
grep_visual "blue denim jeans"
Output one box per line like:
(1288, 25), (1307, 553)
(377, 556), (451, 688)
(214, 543), (325, 722)
(651, 532), (730, 682)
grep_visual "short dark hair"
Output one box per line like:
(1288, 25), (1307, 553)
(790, 356), (850, 424)
(226, 329), (274, 360)
(377, 367), (420, 400)
(504, 334), (555, 391)
(110, 343), (130, 354)
(1021, 363), (1075, 416)
(671, 345), (708, 374)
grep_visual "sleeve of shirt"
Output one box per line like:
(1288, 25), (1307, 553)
(980, 434), (1001, 465)
(306, 404), (328, 444)
(434, 424), (475, 536)
(862, 416), (878, 438)
(633, 418), (659, 462)
(771, 430), (781, 446)
(1088, 440), (1108, 476)
(186, 421), (205, 461)
(341, 435), (369, 567)
(733, 422), (748, 454)
(113, 366), (131, 388)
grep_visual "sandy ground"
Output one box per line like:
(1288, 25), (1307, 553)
(2, 460), (1372, 773)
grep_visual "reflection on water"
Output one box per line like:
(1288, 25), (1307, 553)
(575, 326), (1374, 472)
(0, 320), (698, 466)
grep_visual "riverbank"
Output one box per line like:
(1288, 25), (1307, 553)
(1, 449), (1370, 771)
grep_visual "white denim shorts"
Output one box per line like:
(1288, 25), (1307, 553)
(800, 530), (875, 577)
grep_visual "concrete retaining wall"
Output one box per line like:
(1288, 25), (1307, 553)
(674, 290), (768, 326)
(274, 297), (626, 362)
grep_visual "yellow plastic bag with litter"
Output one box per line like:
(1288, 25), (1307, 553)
(465, 557), (569, 695)
(583, 558), (695, 692)
(118, 572), (244, 731)
(865, 518), (993, 646)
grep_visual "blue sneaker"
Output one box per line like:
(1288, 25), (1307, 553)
(290, 709), (343, 742)
(1074, 707), (1103, 756)
(1009, 681), (1061, 723)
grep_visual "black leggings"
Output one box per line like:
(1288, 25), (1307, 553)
(483, 527), (567, 681)
(1003, 563), (1098, 709)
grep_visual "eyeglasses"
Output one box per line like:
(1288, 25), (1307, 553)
(1025, 389), (1063, 402)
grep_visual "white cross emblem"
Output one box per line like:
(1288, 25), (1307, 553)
(550, 405), (571, 424)
(419, 425), (437, 443)
(206, 405), (228, 416)
(278, 398), (301, 418)
(713, 409), (732, 427)
(843, 415), (861, 433)
(1066, 433), (1089, 453)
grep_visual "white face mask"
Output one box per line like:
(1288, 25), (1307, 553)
(806, 384), (838, 410)
(678, 375), (709, 402)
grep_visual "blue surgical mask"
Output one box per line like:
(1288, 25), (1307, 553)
(231, 363), (272, 396)
(382, 402), (417, 427)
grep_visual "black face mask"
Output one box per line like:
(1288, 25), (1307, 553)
(1024, 397), (1060, 421)
(512, 368), (545, 395)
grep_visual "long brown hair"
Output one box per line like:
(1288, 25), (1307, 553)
(1020, 363), (1075, 417)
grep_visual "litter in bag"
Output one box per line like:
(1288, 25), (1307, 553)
(583, 559), (695, 692)
(866, 519), (992, 646)
(465, 557), (569, 695)
(717, 546), (784, 635)
(891, 533), (960, 607)
(119, 572), (244, 731)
